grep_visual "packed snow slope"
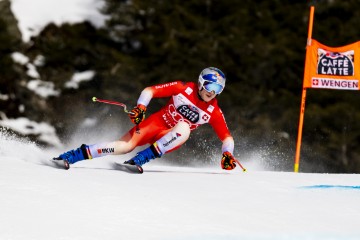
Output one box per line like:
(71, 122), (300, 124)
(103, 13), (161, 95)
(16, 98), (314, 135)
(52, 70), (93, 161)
(1, 132), (360, 240)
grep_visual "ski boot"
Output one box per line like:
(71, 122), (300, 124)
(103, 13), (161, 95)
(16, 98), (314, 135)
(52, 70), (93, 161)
(121, 144), (162, 173)
(52, 144), (89, 169)
(124, 144), (162, 166)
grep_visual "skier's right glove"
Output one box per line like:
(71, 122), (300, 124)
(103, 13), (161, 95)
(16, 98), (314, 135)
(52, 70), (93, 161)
(221, 151), (236, 170)
(129, 104), (147, 125)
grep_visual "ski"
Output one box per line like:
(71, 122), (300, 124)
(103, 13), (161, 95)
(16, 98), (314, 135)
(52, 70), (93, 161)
(113, 162), (143, 174)
(50, 159), (70, 170)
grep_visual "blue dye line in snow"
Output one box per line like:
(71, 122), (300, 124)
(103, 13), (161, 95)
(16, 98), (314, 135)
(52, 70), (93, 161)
(300, 185), (360, 190)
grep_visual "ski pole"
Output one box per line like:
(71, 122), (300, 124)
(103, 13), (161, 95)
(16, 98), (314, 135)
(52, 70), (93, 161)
(92, 97), (140, 133)
(92, 97), (134, 115)
(234, 158), (247, 172)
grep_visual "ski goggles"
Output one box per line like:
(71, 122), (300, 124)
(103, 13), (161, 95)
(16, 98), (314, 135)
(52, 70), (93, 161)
(203, 81), (224, 94)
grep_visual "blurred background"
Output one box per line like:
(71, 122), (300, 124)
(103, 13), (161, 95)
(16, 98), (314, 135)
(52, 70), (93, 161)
(1, 0), (360, 173)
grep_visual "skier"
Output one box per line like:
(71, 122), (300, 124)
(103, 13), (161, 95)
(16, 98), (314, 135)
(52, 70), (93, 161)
(53, 67), (237, 170)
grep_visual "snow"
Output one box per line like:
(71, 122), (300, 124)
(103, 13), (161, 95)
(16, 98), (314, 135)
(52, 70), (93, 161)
(65, 70), (96, 89)
(11, 52), (60, 99)
(26, 63), (40, 79)
(0, 117), (62, 147)
(27, 79), (60, 98)
(0, 93), (9, 101)
(10, 0), (108, 42)
(1, 130), (360, 240)
(11, 52), (29, 65)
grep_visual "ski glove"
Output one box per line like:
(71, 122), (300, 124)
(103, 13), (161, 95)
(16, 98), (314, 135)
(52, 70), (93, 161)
(221, 151), (236, 170)
(129, 104), (147, 125)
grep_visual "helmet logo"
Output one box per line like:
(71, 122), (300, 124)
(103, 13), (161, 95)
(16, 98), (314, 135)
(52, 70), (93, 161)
(211, 72), (220, 81)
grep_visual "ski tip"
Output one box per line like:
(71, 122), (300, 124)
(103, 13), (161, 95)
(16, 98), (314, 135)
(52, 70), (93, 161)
(64, 160), (70, 170)
(136, 165), (144, 174)
(113, 162), (143, 174)
(50, 158), (70, 170)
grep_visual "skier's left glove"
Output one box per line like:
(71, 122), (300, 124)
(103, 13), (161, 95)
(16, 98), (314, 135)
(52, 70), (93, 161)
(129, 104), (146, 125)
(221, 151), (236, 170)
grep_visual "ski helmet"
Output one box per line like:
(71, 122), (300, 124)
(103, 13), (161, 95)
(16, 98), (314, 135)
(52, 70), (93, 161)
(198, 67), (226, 94)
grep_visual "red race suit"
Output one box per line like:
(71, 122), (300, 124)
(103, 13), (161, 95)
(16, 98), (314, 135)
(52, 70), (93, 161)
(127, 81), (232, 152)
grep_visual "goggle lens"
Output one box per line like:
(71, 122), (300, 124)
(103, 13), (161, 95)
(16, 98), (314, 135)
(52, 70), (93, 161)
(203, 81), (223, 94)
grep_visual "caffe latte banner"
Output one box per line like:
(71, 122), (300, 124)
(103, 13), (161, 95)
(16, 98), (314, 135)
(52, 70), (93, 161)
(303, 39), (360, 90)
